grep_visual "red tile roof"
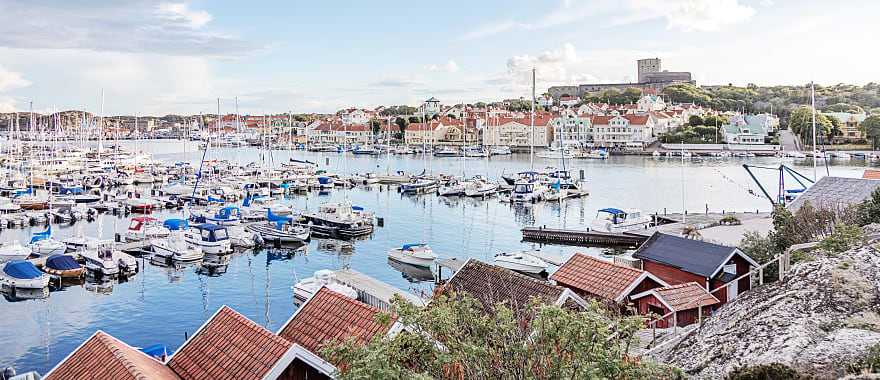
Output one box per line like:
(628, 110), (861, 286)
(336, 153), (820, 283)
(496, 114), (552, 127)
(653, 282), (720, 311)
(168, 306), (292, 380)
(278, 287), (395, 357)
(437, 259), (579, 317)
(863, 170), (880, 180)
(44, 331), (181, 380)
(550, 254), (651, 302)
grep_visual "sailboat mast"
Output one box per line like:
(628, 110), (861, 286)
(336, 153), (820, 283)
(811, 82), (817, 180)
(98, 90), (104, 156)
(530, 67), (535, 170)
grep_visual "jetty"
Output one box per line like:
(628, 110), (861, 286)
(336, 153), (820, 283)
(333, 269), (425, 311)
(521, 226), (648, 247)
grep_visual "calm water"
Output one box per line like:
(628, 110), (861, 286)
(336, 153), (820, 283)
(1, 140), (873, 373)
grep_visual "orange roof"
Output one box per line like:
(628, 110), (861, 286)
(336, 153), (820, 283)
(168, 306), (292, 380)
(44, 331), (181, 380)
(496, 114), (552, 127)
(551, 254), (657, 302)
(863, 170), (880, 180)
(278, 287), (395, 357)
(651, 282), (720, 311)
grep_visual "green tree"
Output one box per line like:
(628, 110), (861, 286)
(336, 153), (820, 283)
(323, 294), (679, 380)
(862, 115), (880, 149)
(369, 119), (381, 136)
(788, 106), (833, 146)
(395, 117), (409, 134)
(688, 115), (704, 127)
(823, 103), (864, 113)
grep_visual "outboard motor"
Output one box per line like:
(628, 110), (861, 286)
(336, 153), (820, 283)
(2, 367), (16, 380)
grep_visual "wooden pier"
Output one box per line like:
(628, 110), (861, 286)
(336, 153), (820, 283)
(521, 226), (648, 248)
(333, 269), (425, 311)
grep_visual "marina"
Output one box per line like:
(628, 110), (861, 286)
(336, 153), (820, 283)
(0, 139), (876, 374)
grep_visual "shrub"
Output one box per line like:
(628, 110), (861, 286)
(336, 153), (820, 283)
(720, 215), (741, 225)
(848, 342), (880, 374)
(725, 363), (803, 380)
(819, 224), (864, 253)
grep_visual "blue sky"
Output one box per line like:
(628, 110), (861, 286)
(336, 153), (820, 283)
(0, 0), (877, 115)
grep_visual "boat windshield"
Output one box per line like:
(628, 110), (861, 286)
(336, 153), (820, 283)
(213, 229), (228, 240)
(513, 183), (533, 193)
(128, 221), (143, 230)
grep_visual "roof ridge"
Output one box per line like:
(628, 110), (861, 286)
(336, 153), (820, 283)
(217, 306), (292, 347)
(472, 259), (564, 292)
(97, 332), (153, 379)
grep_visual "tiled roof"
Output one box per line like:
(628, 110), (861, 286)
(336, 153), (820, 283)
(863, 170), (880, 180)
(550, 254), (647, 301)
(44, 331), (181, 380)
(653, 282), (720, 311)
(437, 259), (572, 315)
(168, 306), (292, 380)
(278, 287), (395, 356)
(496, 114), (552, 127)
(787, 176), (880, 212)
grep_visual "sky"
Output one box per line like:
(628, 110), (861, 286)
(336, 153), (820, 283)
(0, 0), (877, 115)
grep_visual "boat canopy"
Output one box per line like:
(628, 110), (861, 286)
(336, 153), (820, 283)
(60, 186), (84, 195)
(317, 176), (333, 184)
(267, 209), (292, 223)
(139, 344), (168, 360)
(163, 218), (189, 231)
(13, 188), (33, 198)
(598, 208), (626, 215)
(3, 260), (43, 279)
(46, 255), (80, 270)
(207, 195), (224, 203)
(402, 243), (425, 250)
(194, 223), (225, 232)
(352, 205), (364, 211)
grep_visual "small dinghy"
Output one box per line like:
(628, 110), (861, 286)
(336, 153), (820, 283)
(43, 254), (84, 278)
(1, 260), (51, 290)
(387, 243), (437, 268)
(493, 251), (548, 274)
(293, 269), (358, 302)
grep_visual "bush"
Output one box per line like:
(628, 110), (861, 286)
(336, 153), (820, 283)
(720, 215), (741, 225)
(725, 363), (803, 380)
(819, 224), (864, 253)
(848, 343), (880, 374)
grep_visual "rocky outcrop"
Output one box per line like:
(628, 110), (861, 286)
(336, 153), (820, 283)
(650, 226), (880, 379)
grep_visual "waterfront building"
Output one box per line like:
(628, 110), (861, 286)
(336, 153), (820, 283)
(403, 121), (438, 146)
(307, 122), (374, 145)
(549, 110), (592, 148)
(631, 282), (721, 328)
(824, 111), (868, 140)
(481, 113), (552, 148)
(590, 111), (656, 149)
(632, 232), (759, 304)
(420, 97), (442, 118)
(551, 253), (667, 305)
(722, 114), (769, 145)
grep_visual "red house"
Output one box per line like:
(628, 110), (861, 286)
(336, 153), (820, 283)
(631, 282), (720, 328)
(632, 232), (758, 304)
(550, 253), (667, 306)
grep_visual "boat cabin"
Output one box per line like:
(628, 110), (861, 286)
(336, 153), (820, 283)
(192, 223), (229, 242)
(128, 216), (159, 232)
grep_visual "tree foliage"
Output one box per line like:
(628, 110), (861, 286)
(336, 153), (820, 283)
(394, 117), (409, 133)
(581, 88), (643, 105)
(787, 106), (836, 145)
(862, 115), (880, 149)
(380, 105), (419, 116)
(323, 294), (680, 380)
(369, 119), (381, 136)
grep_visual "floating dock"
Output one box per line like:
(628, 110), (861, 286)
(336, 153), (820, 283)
(333, 269), (425, 311)
(521, 226), (648, 248)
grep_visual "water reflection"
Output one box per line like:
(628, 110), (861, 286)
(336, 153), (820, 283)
(387, 259), (434, 283)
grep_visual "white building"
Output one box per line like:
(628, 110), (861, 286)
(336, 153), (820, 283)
(340, 109), (369, 125)
(550, 110), (591, 148)
(421, 97), (441, 118)
(482, 114), (552, 148)
(637, 95), (666, 112)
(590, 111), (656, 148)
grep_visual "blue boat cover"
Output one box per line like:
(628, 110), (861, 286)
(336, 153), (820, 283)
(30, 226), (52, 244)
(352, 206), (364, 211)
(139, 344), (168, 359)
(317, 176), (332, 184)
(402, 243), (425, 250)
(60, 186), (84, 195)
(3, 260), (43, 279)
(598, 208), (626, 215)
(163, 218), (189, 230)
(46, 255), (80, 270)
(267, 209), (292, 223)
(194, 223), (224, 231)
(207, 195), (224, 203)
(13, 188), (33, 198)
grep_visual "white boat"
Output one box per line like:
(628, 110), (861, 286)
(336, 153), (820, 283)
(786, 151), (807, 158)
(438, 180), (466, 196)
(589, 208), (652, 233)
(151, 219), (203, 262)
(464, 176), (498, 197)
(301, 202), (374, 238)
(125, 217), (170, 241)
(652, 151), (661, 158)
(246, 221), (310, 243)
(387, 243), (437, 268)
(293, 269), (358, 302)
(543, 187), (568, 201)
(463, 147), (489, 157)
(376, 171), (412, 184)
(226, 225), (258, 248)
(584, 150), (609, 159)
(493, 251), (548, 274)
(0, 242), (31, 263)
(489, 146), (512, 155)
(184, 223), (232, 254)
(393, 146), (415, 155)
(832, 152), (852, 159)
(507, 179), (547, 203)
(1, 260), (51, 290)
(80, 244), (138, 277)
(28, 227), (66, 256)
(536, 148), (576, 159)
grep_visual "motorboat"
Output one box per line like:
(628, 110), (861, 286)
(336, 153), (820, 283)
(507, 179), (547, 203)
(292, 269), (358, 302)
(376, 171), (412, 184)
(536, 148), (576, 159)
(589, 208), (652, 233)
(464, 176), (499, 197)
(184, 223), (232, 254)
(151, 219), (204, 262)
(300, 202), (374, 238)
(387, 243), (437, 268)
(438, 179), (466, 196)
(489, 146), (512, 155)
(192, 206), (242, 226)
(832, 152), (852, 159)
(126, 197), (159, 213)
(493, 251), (548, 274)
(400, 178), (438, 194)
(652, 151), (662, 158)
(393, 146), (416, 155)
(0, 242), (32, 263)
(226, 225), (259, 248)
(463, 146), (489, 157)
(240, 196), (293, 221)
(786, 151), (807, 159)
(80, 244), (138, 276)
(1, 260), (51, 290)
(42, 254), (84, 278)
(352, 146), (380, 155)
(584, 149), (609, 159)
(433, 146), (460, 157)
(246, 221), (310, 243)
(29, 227), (66, 256)
(126, 217), (170, 241)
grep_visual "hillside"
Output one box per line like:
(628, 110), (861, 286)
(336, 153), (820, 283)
(649, 225), (880, 379)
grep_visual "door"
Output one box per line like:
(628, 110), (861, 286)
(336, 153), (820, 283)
(727, 278), (738, 301)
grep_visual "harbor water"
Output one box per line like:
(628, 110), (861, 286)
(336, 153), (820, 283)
(1, 140), (874, 374)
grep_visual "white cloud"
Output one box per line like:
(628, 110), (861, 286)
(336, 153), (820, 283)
(426, 60), (460, 73)
(157, 2), (213, 29)
(0, 65), (30, 92)
(619, 0), (756, 32)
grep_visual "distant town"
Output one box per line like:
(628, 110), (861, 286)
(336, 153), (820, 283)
(1, 58), (878, 155)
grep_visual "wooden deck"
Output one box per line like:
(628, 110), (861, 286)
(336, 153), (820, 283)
(333, 269), (425, 311)
(521, 226), (648, 248)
